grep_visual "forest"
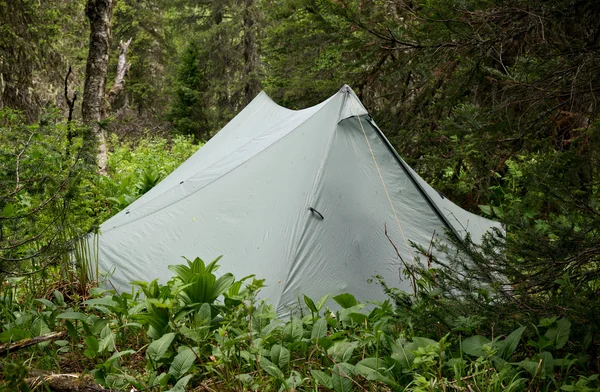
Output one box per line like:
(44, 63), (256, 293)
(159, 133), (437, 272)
(1, 0), (599, 390)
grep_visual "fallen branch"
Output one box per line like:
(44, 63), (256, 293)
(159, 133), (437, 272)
(0, 361), (121, 392)
(0, 331), (67, 356)
(28, 372), (121, 391)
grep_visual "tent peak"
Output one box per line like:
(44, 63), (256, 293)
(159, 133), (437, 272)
(338, 85), (368, 121)
(339, 84), (353, 93)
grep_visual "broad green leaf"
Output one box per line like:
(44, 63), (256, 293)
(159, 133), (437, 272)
(492, 356), (508, 371)
(355, 358), (398, 387)
(461, 335), (491, 357)
(333, 293), (358, 309)
(285, 370), (304, 390)
(195, 303), (212, 325)
(478, 205), (492, 215)
(152, 372), (170, 387)
(211, 273), (235, 301)
(105, 374), (132, 390)
(205, 256), (222, 273)
(99, 324), (115, 352)
(498, 326), (526, 360)
(105, 349), (136, 366)
(169, 348), (196, 379)
(147, 332), (176, 362)
(83, 297), (120, 309)
(259, 356), (284, 380)
(92, 318), (110, 335)
(311, 370), (333, 388)
(539, 317), (557, 327)
(540, 351), (554, 376)
(270, 344), (290, 369)
(316, 294), (331, 311)
(259, 319), (283, 338)
(119, 322), (143, 330)
(304, 295), (318, 313)
(311, 318), (328, 340)
(391, 340), (414, 369)
(412, 337), (438, 348)
(169, 264), (191, 281)
(328, 341), (357, 363)
(34, 298), (56, 309)
(355, 358), (382, 375)
(53, 290), (64, 306)
(84, 336), (99, 359)
(65, 320), (78, 340)
(57, 311), (87, 321)
(545, 318), (571, 349)
(32, 319), (50, 337)
(89, 287), (113, 297)
(347, 312), (367, 324)
(166, 374), (193, 392)
(517, 359), (541, 375)
(283, 318), (303, 342)
(0, 328), (30, 343)
(236, 373), (254, 386)
(332, 363), (355, 392)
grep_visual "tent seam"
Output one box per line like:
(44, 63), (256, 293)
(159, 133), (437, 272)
(367, 118), (462, 240)
(275, 94), (346, 313)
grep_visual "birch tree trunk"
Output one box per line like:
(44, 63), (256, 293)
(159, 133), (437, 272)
(107, 38), (132, 110)
(82, 0), (114, 175)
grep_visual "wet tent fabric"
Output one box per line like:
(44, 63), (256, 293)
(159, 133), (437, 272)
(97, 85), (501, 314)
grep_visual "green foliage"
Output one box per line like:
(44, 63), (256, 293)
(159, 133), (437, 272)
(93, 134), (200, 216)
(0, 107), (198, 298)
(0, 0), (87, 121)
(0, 361), (30, 392)
(0, 108), (95, 282)
(2, 256), (600, 391)
(167, 42), (209, 139)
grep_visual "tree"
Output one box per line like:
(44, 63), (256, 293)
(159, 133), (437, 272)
(0, 1), (87, 122)
(242, 0), (262, 105)
(167, 0), (265, 140)
(82, 0), (115, 174)
(111, 0), (174, 115)
(168, 42), (209, 139)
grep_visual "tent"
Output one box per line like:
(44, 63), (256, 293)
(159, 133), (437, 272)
(97, 85), (501, 314)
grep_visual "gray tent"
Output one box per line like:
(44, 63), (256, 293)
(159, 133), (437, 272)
(97, 85), (500, 314)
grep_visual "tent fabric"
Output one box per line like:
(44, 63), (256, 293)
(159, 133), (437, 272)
(97, 85), (501, 314)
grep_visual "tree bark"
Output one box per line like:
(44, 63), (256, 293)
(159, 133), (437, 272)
(242, 0), (261, 105)
(82, 0), (114, 175)
(107, 37), (132, 110)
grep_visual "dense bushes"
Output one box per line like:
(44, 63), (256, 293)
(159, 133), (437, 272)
(0, 108), (199, 290)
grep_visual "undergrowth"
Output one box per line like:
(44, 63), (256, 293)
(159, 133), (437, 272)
(1, 256), (598, 391)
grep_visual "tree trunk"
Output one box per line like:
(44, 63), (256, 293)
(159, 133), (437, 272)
(242, 0), (261, 105)
(82, 0), (114, 175)
(107, 38), (132, 110)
